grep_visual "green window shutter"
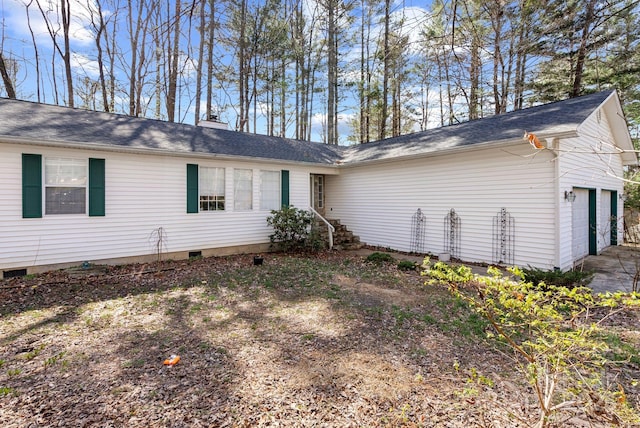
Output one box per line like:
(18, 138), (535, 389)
(89, 158), (106, 216)
(187, 164), (199, 213)
(610, 190), (618, 245)
(588, 189), (597, 255)
(281, 170), (290, 208)
(22, 154), (42, 218)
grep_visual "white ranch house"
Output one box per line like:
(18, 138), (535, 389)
(0, 90), (636, 278)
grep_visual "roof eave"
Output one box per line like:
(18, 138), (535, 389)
(338, 130), (579, 168)
(598, 91), (638, 166)
(0, 135), (340, 168)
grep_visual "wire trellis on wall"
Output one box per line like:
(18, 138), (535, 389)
(443, 208), (461, 259)
(492, 208), (515, 265)
(410, 208), (427, 253)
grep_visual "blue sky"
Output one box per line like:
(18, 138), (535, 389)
(1, 0), (437, 144)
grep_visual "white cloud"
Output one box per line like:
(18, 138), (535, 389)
(179, 53), (198, 78)
(70, 52), (100, 78)
(5, 0), (96, 47)
(309, 112), (355, 145)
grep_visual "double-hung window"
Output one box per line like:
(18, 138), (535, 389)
(234, 169), (253, 210)
(199, 166), (225, 211)
(260, 170), (280, 211)
(45, 157), (88, 215)
(22, 154), (105, 218)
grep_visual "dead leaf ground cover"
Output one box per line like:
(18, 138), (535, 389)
(0, 252), (638, 427)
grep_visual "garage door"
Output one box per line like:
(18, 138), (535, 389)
(572, 189), (590, 259)
(601, 191), (612, 247)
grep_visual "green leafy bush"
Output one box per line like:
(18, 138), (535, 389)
(522, 266), (593, 289)
(266, 206), (318, 252)
(397, 260), (418, 271)
(365, 252), (395, 264)
(423, 259), (640, 427)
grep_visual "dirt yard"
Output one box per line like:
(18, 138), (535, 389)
(0, 252), (638, 427)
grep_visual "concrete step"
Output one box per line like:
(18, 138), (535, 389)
(314, 218), (361, 247)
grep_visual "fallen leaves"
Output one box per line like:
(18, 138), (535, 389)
(0, 252), (637, 427)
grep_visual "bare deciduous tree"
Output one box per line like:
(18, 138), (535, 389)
(36, 0), (75, 107)
(0, 51), (16, 99)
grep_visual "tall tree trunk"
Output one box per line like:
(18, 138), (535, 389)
(252, 48), (258, 134)
(154, 16), (162, 119)
(268, 60), (275, 135)
(469, 35), (480, 120)
(0, 52), (16, 98)
(359, 0), (366, 143)
(167, 0), (181, 122)
(51, 54), (59, 105)
(392, 76), (400, 136)
(294, 3), (302, 139)
(206, 0), (215, 119)
(36, 0), (74, 106)
(90, 0), (109, 112)
(327, 0), (338, 145)
(60, 0), (74, 107)
(127, 0), (141, 115)
(513, 15), (528, 111)
(572, 0), (596, 97)
(25, 1), (41, 102)
(293, 0), (310, 140)
(195, 0), (205, 124)
(442, 44), (454, 125)
(238, 0), (247, 131)
(436, 54), (444, 126)
(380, 0), (390, 140)
(280, 54), (286, 137)
(105, 4), (117, 112)
(491, 3), (503, 115)
(501, 27), (516, 114)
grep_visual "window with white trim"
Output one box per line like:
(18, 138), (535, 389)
(260, 170), (280, 211)
(199, 166), (225, 211)
(234, 168), (253, 210)
(45, 157), (87, 215)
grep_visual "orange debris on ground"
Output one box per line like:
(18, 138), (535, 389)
(163, 355), (181, 366)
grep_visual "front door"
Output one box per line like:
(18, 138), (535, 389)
(310, 174), (325, 216)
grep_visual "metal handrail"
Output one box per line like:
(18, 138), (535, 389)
(309, 206), (335, 250)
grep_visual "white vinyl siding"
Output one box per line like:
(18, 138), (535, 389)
(1, 97), (630, 273)
(288, 169), (315, 210)
(1, 144), (334, 271)
(234, 168), (253, 211)
(327, 144), (558, 269)
(557, 108), (624, 268)
(260, 170), (280, 211)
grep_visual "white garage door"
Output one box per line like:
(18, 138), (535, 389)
(572, 189), (590, 259)
(601, 191), (612, 247)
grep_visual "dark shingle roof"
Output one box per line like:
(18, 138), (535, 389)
(0, 91), (614, 165)
(342, 90), (613, 163)
(0, 99), (344, 164)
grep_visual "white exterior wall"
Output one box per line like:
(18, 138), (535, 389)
(289, 169), (312, 210)
(0, 142), (333, 271)
(326, 143), (559, 269)
(557, 108), (625, 269)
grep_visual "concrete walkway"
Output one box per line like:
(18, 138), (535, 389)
(581, 245), (639, 294)
(346, 245), (639, 294)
